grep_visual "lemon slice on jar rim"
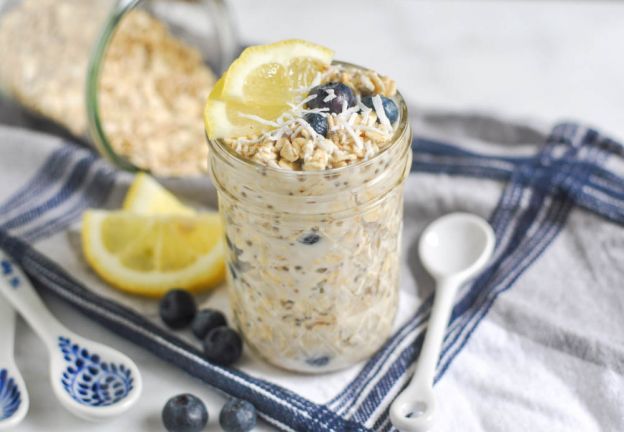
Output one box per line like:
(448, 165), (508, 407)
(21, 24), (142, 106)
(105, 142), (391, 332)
(204, 39), (334, 139)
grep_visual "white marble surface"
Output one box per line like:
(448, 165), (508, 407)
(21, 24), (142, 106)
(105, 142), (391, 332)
(10, 1), (624, 431)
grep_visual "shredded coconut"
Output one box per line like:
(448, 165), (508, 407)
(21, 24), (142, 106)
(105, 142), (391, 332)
(223, 64), (399, 171)
(371, 95), (392, 129)
(323, 88), (336, 102)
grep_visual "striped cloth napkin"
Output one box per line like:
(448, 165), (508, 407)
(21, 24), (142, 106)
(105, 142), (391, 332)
(0, 112), (622, 432)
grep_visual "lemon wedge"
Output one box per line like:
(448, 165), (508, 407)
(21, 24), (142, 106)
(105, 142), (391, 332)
(82, 210), (225, 297)
(204, 39), (334, 139)
(123, 173), (194, 215)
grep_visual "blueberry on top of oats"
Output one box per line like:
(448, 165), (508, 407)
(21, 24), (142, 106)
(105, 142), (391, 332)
(306, 82), (357, 114)
(205, 40), (400, 171)
(362, 95), (399, 124)
(303, 113), (329, 137)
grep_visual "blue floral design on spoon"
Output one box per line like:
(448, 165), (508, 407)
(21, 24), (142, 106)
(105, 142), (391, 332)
(0, 368), (21, 421)
(58, 337), (134, 407)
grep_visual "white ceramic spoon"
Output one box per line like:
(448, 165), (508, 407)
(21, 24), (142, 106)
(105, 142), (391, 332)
(0, 250), (142, 422)
(390, 213), (495, 432)
(0, 295), (29, 430)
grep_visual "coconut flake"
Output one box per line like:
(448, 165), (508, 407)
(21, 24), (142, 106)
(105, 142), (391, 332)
(323, 89), (336, 102)
(318, 138), (338, 154)
(237, 113), (279, 128)
(296, 117), (319, 137)
(358, 100), (372, 113)
(346, 125), (363, 150)
(371, 95), (391, 129)
(289, 94), (318, 111)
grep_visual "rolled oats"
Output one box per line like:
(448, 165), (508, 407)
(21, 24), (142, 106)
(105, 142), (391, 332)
(0, 0), (215, 176)
(279, 138), (299, 162)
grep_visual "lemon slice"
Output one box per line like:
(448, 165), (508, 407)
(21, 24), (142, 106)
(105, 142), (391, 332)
(204, 39), (334, 139)
(123, 173), (194, 215)
(82, 210), (225, 297)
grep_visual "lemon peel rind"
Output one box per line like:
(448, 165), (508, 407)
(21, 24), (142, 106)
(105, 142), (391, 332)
(223, 39), (334, 100)
(82, 210), (225, 298)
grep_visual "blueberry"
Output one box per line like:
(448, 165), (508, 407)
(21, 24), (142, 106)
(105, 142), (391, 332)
(361, 95), (399, 124)
(219, 399), (257, 432)
(192, 309), (227, 340)
(203, 326), (243, 366)
(162, 393), (208, 432)
(303, 112), (328, 137)
(306, 82), (356, 114)
(159, 289), (197, 329)
(298, 232), (321, 245)
(305, 355), (330, 367)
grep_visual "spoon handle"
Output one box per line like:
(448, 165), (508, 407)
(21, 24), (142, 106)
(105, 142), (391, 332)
(390, 278), (460, 432)
(0, 250), (65, 351)
(413, 278), (459, 387)
(0, 296), (16, 363)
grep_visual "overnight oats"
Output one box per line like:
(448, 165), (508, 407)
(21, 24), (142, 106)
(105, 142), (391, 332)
(204, 40), (412, 372)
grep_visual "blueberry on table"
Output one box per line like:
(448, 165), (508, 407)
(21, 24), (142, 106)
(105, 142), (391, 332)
(303, 112), (329, 137)
(203, 326), (243, 366)
(162, 393), (208, 432)
(361, 95), (399, 124)
(192, 309), (227, 340)
(306, 82), (356, 114)
(160, 289), (197, 329)
(220, 398), (257, 432)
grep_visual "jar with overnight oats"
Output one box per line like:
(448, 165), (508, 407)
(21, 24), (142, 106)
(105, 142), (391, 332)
(206, 49), (412, 372)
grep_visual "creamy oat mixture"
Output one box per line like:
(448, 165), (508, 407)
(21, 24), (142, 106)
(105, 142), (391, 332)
(219, 171), (407, 372)
(223, 64), (398, 171)
(0, 0), (112, 135)
(0, 0), (215, 176)
(209, 64), (411, 372)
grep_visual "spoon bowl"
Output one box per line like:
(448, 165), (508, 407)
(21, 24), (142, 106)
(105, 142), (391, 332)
(0, 250), (142, 421)
(419, 213), (495, 280)
(50, 334), (141, 421)
(0, 298), (29, 430)
(0, 366), (28, 430)
(391, 213), (495, 432)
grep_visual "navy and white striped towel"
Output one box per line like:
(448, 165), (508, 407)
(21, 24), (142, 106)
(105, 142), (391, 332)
(0, 112), (623, 431)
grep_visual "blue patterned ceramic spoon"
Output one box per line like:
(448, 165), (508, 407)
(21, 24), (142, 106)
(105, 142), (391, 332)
(0, 251), (142, 422)
(0, 296), (29, 430)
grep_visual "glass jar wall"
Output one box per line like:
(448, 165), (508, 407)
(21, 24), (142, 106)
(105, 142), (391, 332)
(207, 77), (412, 372)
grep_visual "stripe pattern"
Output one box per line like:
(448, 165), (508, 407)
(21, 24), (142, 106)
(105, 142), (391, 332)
(0, 123), (621, 431)
(0, 144), (116, 243)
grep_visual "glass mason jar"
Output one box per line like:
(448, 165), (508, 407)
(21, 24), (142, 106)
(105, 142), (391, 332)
(0, 0), (236, 175)
(87, 0), (237, 173)
(207, 75), (412, 372)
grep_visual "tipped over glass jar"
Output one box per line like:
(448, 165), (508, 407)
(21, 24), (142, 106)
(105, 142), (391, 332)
(0, 0), (236, 176)
(207, 62), (412, 372)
